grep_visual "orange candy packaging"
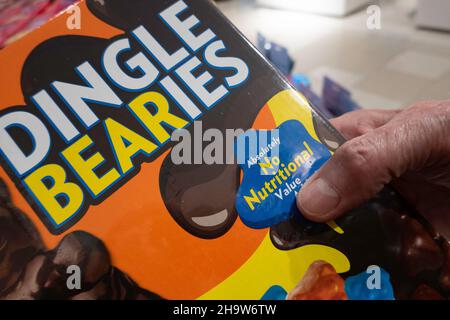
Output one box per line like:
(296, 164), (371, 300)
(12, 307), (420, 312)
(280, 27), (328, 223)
(0, 0), (449, 300)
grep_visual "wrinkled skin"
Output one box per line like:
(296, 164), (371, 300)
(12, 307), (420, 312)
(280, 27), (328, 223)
(297, 100), (450, 239)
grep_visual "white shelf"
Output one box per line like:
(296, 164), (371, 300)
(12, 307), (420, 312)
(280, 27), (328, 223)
(256, 0), (371, 17)
(416, 0), (450, 31)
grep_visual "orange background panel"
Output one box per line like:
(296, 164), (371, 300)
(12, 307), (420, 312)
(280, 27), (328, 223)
(0, 3), (280, 298)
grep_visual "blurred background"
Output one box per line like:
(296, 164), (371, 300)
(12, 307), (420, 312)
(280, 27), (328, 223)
(0, 0), (449, 113)
(215, 0), (450, 112)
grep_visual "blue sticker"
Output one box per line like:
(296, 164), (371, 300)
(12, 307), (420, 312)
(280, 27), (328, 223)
(260, 285), (287, 300)
(345, 267), (395, 300)
(235, 120), (332, 229)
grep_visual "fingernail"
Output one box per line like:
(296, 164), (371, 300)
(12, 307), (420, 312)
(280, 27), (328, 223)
(298, 178), (340, 217)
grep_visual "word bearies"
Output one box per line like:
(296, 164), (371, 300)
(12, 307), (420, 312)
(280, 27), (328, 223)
(0, 0), (249, 232)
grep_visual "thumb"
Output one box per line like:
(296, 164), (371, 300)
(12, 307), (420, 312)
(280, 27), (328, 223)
(297, 121), (426, 222)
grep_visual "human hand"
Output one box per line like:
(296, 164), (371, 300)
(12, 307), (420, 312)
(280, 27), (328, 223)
(297, 100), (450, 238)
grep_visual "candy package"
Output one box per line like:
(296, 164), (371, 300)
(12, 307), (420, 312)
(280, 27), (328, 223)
(0, 0), (449, 300)
(256, 32), (294, 77)
(322, 76), (360, 117)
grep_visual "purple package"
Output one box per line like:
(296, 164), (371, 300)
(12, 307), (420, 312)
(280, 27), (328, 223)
(322, 76), (360, 117)
(256, 32), (294, 76)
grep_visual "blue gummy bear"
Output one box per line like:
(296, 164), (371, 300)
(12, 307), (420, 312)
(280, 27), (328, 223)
(261, 285), (287, 300)
(235, 120), (332, 229)
(345, 267), (395, 300)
